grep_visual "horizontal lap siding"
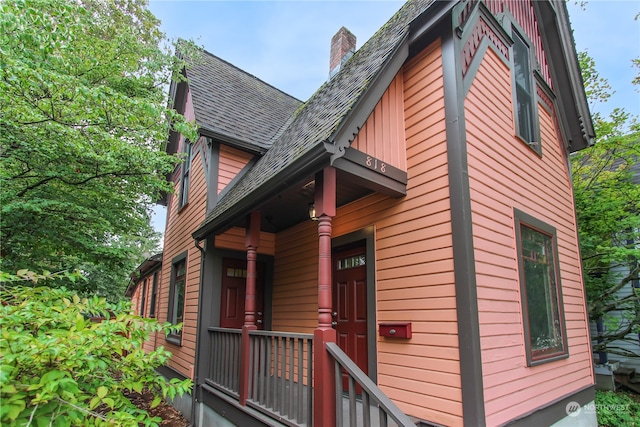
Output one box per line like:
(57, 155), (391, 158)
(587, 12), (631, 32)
(158, 134), (207, 379)
(214, 226), (275, 256)
(465, 49), (593, 426)
(375, 39), (461, 426)
(218, 144), (253, 195)
(272, 222), (319, 333)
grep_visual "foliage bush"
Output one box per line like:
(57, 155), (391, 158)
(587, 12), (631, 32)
(0, 276), (192, 426)
(596, 390), (640, 427)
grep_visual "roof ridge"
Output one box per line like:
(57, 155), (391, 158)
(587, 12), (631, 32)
(195, 48), (303, 104)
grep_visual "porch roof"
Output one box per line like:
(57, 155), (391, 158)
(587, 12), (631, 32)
(193, 0), (439, 240)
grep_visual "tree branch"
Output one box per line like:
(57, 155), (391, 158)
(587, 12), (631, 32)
(15, 171), (152, 197)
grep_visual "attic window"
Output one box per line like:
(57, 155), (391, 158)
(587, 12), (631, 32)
(512, 30), (540, 155)
(178, 141), (192, 210)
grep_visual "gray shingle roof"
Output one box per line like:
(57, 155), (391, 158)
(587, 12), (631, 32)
(194, 0), (436, 238)
(186, 50), (303, 151)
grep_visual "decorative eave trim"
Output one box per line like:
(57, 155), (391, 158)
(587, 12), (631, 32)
(532, 0), (594, 152)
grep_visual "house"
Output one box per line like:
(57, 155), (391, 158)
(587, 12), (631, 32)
(131, 0), (599, 425)
(126, 252), (163, 354)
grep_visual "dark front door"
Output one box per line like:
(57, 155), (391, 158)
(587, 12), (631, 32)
(220, 257), (264, 329)
(333, 244), (368, 389)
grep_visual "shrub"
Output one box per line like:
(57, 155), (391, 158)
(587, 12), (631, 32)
(0, 279), (192, 426)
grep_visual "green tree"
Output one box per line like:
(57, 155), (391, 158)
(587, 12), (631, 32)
(572, 51), (640, 357)
(0, 0), (198, 300)
(0, 271), (192, 426)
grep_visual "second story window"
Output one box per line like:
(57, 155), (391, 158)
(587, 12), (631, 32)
(148, 271), (158, 318)
(179, 141), (192, 209)
(139, 278), (147, 317)
(512, 31), (539, 153)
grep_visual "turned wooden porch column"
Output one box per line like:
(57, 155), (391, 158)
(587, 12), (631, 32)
(239, 210), (260, 405)
(313, 167), (337, 427)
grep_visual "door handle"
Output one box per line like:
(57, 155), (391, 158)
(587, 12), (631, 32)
(332, 312), (337, 317)
(257, 319), (263, 324)
(331, 321), (337, 327)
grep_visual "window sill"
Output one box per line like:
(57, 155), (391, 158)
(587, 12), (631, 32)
(166, 334), (183, 346)
(527, 351), (569, 367)
(515, 134), (542, 157)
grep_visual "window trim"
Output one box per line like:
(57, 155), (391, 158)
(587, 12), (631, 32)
(514, 209), (568, 366)
(510, 28), (541, 156)
(178, 140), (192, 210)
(148, 271), (158, 318)
(167, 252), (187, 345)
(139, 278), (147, 317)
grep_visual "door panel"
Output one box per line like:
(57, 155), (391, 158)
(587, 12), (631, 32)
(220, 257), (265, 329)
(333, 245), (368, 391)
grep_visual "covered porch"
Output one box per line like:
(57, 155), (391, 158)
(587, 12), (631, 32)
(193, 168), (414, 427)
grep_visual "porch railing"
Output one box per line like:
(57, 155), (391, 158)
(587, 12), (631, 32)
(206, 327), (242, 396)
(247, 330), (314, 427)
(326, 342), (416, 427)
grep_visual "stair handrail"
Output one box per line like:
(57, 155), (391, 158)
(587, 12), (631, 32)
(326, 342), (416, 427)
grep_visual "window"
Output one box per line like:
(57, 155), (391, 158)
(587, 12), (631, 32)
(139, 279), (147, 317)
(515, 210), (568, 365)
(148, 271), (158, 318)
(179, 141), (192, 209)
(512, 31), (539, 152)
(167, 254), (187, 344)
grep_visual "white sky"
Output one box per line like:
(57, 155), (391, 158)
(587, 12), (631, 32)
(149, 0), (640, 234)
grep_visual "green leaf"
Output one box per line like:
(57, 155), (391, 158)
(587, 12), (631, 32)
(102, 397), (115, 408)
(150, 396), (162, 409)
(89, 396), (101, 410)
(97, 386), (108, 399)
(75, 315), (85, 331)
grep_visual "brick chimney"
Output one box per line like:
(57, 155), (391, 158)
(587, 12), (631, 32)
(329, 27), (356, 78)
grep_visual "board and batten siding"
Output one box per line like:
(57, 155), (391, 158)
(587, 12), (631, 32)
(350, 73), (408, 172)
(464, 47), (593, 425)
(270, 38), (463, 426)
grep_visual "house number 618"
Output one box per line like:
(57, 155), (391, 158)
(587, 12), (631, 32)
(366, 156), (386, 173)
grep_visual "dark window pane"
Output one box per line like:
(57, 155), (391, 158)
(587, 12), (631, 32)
(513, 32), (534, 144)
(521, 224), (565, 360)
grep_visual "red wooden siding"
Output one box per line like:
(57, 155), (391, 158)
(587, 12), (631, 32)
(214, 226), (276, 256)
(270, 38), (462, 426)
(464, 47), (592, 426)
(350, 74), (407, 172)
(157, 126), (208, 379)
(130, 275), (164, 354)
(218, 144), (253, 195)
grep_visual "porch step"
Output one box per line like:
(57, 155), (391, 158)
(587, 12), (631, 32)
(614, 367), (640, 394)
